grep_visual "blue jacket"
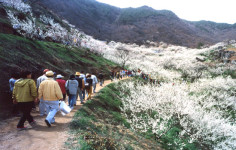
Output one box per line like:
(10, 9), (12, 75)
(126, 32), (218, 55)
(66, 79), (78, 95)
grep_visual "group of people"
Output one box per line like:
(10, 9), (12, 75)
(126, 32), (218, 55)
(9, 69), (104, 129)
(110, 70), (133, 81)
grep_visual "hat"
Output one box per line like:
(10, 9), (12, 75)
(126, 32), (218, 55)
(43, 69), (49, 74)
(75, 72), (80, 76)
(46, 71), (54, 77)
(56, 74), (64, 79)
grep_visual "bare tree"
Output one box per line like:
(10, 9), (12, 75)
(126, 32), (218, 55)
(116, 47), (130, 69)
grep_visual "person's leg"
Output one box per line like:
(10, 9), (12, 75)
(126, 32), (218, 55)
(71, 95), (76, 107)
(39, 99), (46, 116)
(25, 102), (34, 123)
(76, 89), (79, 101)
(82, 90), (85, 100)
(17, 103), (26, 127)
(78, 88), (83, 103)
(45, 100), (59, 125)
(88, 86), (92, 99)
(68, 95), (72, 108)
(93, 83), (96, 93)
(63, 94), (66, 101)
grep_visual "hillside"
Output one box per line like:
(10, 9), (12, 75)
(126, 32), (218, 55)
(37, 0), (236, 47)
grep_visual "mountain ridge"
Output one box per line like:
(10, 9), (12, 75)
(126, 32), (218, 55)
(24, 0), (236, 47)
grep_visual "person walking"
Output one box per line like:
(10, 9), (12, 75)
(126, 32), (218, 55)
(56, 74), (66, 101)
(37, 69), (49, 116)
(12, 70), (38, 130)
(75, 72), (85, 104)
(65, 75), (78, 109)
(85, 74), (93, 100)
(9, 72), (20, 116)
(38, 71), (63, 127)
(91, 73), (98, 93)
(98, 72), (104, 86)
(79, 71), (86, 100)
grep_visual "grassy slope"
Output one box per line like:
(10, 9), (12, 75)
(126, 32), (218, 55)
(68, 82), (162, 150)
(0, 33), (119, 89)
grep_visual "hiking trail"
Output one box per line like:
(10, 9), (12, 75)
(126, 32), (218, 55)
(0, 79), (120, 150)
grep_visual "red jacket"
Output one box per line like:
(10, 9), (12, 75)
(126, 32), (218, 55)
(56, 79), (66, 94)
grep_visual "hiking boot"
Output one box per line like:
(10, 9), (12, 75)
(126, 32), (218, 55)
(45, 119), (51, 127)
(29, 120), (37, 127)
(17, 126), (27, 130)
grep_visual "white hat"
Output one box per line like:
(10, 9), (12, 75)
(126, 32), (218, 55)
(56, 74), (64, 79)
(46, 71), (54, 77)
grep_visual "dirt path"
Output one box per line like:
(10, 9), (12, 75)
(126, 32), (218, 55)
(0, 78), (124, 150)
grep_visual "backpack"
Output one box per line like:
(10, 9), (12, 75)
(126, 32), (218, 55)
(76, 77), (82, 88)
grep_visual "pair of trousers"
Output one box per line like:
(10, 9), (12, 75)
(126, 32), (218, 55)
(44, 100), (59, 124)
(76, 88), (83, 103)
(17, 101), (34, 127)
(39, 99), (49, 116)
(99, 79), (104, 86)
(82, 89), (85, 100)
(68, 95), (77, 108)
(86, 86), (92, 99)
(93, 83), (96, 93)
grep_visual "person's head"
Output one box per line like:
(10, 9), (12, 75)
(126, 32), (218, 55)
(56, 74), (64, 79)
(70, 74), (75, 79)
(11, 72), (19, 79)
(81, 71), (84, 74)
(46, 71), (54, 78)
(43, 69), (49, 75)
(75, 72), (80, 76)
(86, 74), (91, 78)
(20, 70), (32, 79)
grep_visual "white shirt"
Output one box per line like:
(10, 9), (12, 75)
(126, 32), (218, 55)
(91, 75), (98, 84)
(37, 74), (48, 89)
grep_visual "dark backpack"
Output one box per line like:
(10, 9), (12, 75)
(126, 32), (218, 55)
(86, 78), (93, 86)
(98, 73), (103, 79)
(76, 77), (82, 88)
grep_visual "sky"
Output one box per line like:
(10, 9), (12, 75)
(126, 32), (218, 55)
(96, 0), (236, 24)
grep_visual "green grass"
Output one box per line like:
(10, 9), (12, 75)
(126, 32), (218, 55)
(68, 82), (161, 149)
(0, 33), (120, 93)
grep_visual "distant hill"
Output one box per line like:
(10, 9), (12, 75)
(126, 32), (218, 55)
(36, 0), (236, 47)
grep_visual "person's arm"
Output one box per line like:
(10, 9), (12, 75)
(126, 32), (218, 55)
(30, 80), (38, 102)
(36, 77), (40, 89)
(82, 79), (85, 89)
(30, 80), (37, 98)
(95, 76), (98, 84)
(65, 80), (68, 89)
(55, 82), (63, 100)
(12, 85), (17, 104)
(38, 82), (43, 100)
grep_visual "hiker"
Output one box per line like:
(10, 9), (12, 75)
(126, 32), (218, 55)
(38, 71), (63, 127)
(66, 75), (78, 109)
(110, 70), (115, 81)
(12, 70), (37, 130)
(85, 74), (93, 100)
(116, 72), (120, 80)
(120, 70), (123, 79)
(75, 72), (85, 104)
(79, 71), (86, 100)
(56, 74), (66, 101)
(91, 73), (98, 93)
(98, 72), (104, 86)
(37, 69), (49, 116)
(9, 72), (20, 115)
